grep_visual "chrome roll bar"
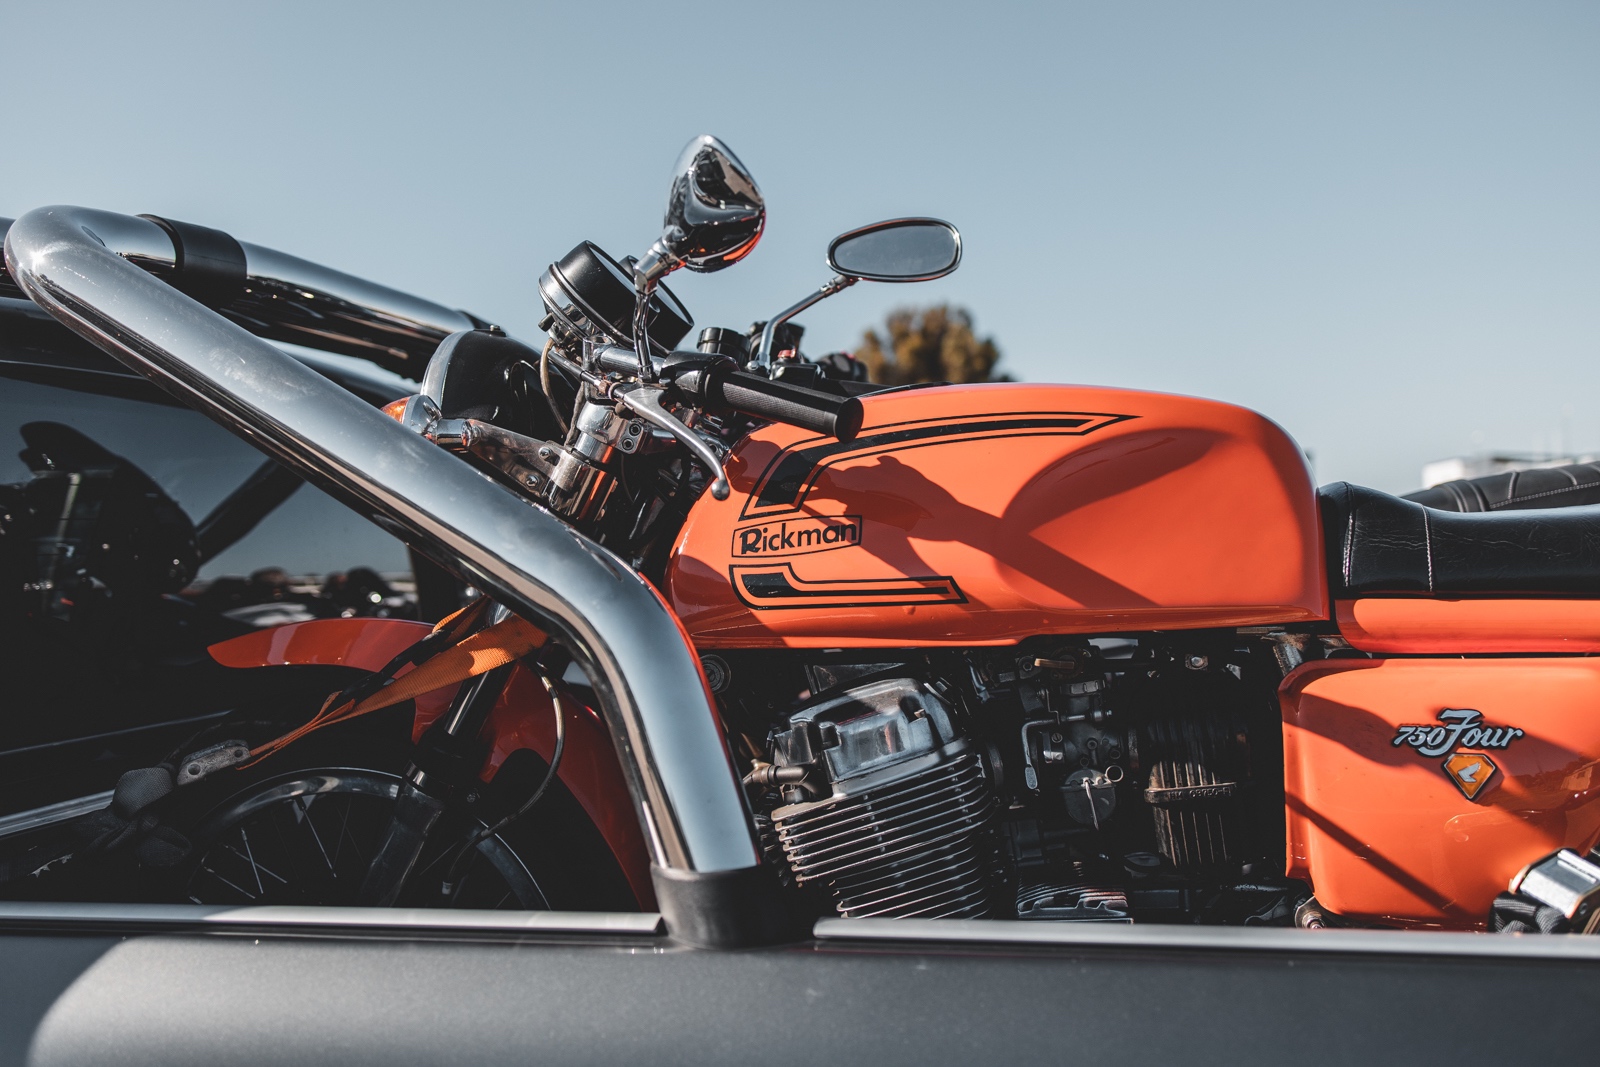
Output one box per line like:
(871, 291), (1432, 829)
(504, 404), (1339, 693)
(5, 206), (780, 946)
(1, 210), (475, 375)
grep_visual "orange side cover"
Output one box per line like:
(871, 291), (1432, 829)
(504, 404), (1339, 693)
(1337, 598), (1600, 654)
(1281, 658), (1600, 929)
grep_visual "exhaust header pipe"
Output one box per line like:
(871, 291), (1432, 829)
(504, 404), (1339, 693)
(5, 206), (787, 947)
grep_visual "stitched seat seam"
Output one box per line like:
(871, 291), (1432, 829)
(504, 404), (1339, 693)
(1488, 481), (1600, 509)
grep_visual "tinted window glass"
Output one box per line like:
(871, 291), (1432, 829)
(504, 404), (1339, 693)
(0, 357), (421, 797)
(0, 375), (411, 605)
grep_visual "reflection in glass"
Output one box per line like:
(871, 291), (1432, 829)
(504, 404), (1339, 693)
(0, 372), (424, 807)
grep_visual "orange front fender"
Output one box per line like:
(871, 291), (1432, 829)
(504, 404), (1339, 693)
(208, 618), (654, 907)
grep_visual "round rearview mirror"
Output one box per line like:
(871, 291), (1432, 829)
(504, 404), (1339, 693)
(826, 218), (961, 282)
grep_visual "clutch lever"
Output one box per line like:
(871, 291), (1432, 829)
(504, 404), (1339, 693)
(611, 382), (731, 501)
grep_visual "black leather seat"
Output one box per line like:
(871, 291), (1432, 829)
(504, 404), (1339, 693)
(1319, 482), (1600, 596)
(1403, 461), (1600, 512)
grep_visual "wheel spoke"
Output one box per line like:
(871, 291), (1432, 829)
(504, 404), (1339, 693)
(237, 827), (283, 896)
(194, 858), (261, 902)
(186, 773), (546, 910)
(295, 795), (337, 877)
(331, 795), (363, 870)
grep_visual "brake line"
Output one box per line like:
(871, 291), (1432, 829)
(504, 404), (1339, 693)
(538, 337), (571, 434)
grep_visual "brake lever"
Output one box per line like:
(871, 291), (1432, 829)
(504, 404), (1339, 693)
(611, 383), (731, 501)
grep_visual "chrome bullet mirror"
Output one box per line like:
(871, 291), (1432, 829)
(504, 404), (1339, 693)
(826, 218), (962, 282)
(630, 136), (764, 381)
(634, 135), (765, 287)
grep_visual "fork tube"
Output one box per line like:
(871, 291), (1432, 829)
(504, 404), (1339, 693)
(358, 662), (513, 907)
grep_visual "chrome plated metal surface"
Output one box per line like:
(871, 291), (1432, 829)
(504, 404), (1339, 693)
(750, 218), (963, 368)
(631, 135), (764, 381)
(612, 383), (731, 500)
(0, 900), (664, 934)
(235, 241), (475, 376)
(400, 392), (611, 519)
(814, 916), (1600, 960)
(0, 791), (113, 840)
(0, 208), (474, 377)
(1512, 849), (1600, 932)
(4, 206), (762, 879)
(418, 328), (473, 404)
(752, 275), (857, 369)
(633, 135), (765, 286)
(53, 209), (180, 269)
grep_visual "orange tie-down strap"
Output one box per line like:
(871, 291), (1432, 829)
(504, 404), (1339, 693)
(246, 603), (548, 765)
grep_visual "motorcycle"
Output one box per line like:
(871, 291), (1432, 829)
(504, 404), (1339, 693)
(4, 135), (1598, 946)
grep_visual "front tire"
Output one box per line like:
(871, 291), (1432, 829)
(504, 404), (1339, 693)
(181, 767), (548, 909)
(150, 722), (639, 911)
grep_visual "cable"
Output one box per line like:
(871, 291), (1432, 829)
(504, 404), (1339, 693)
(439, 665), (568, 898)
(538, 337), (571, 433)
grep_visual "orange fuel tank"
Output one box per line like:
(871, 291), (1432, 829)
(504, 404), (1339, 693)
(1281, 658), (1600, 928)
(666, 382), (1327, 648)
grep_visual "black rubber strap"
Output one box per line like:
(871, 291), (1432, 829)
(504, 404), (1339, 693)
(138, 214), (247, 308)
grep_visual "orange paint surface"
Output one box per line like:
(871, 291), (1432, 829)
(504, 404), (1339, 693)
(1281, 658), (1600, 929)
(1338, 598), (1600, 654)
(668, 382), (1327, 647)
(208, 617), (434, 671)
(208, 619), (653, 906)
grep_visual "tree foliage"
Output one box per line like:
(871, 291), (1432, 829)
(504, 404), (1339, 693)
(855, 305), (1007, 386)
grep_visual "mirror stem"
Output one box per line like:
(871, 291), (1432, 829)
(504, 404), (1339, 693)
(751, 274), (857, 371)
(632, 279), (660, 383)
(631, 242), (683, 383)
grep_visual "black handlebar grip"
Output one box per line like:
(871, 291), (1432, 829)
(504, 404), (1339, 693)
(713, 371), (863, 441)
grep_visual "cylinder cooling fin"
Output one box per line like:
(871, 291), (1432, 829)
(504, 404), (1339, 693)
(775, 749), (994, 918)
(766, 677), (999, 919)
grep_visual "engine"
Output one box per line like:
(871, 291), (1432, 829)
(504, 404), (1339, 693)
(730, 634), (1295, 925)
(762, 678), (997, 918)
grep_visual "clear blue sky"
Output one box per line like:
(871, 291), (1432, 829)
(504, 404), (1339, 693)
(5, 1), (1596, 492)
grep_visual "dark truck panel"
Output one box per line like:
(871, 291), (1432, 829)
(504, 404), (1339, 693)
(0, 908), (1596, 1067)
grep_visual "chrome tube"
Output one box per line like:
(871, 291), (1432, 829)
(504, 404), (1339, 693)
(5, 207), (768, 919)
(0, 210), (474, 375)
(232, 239), (476, 375)
(751, 274), (856, 369)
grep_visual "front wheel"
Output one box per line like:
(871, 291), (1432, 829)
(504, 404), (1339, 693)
(182, 768), (548, 910)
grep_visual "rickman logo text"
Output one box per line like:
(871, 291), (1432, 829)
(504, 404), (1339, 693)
(1391, 708), (1524, 758)
(733, 515), (861, 558)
